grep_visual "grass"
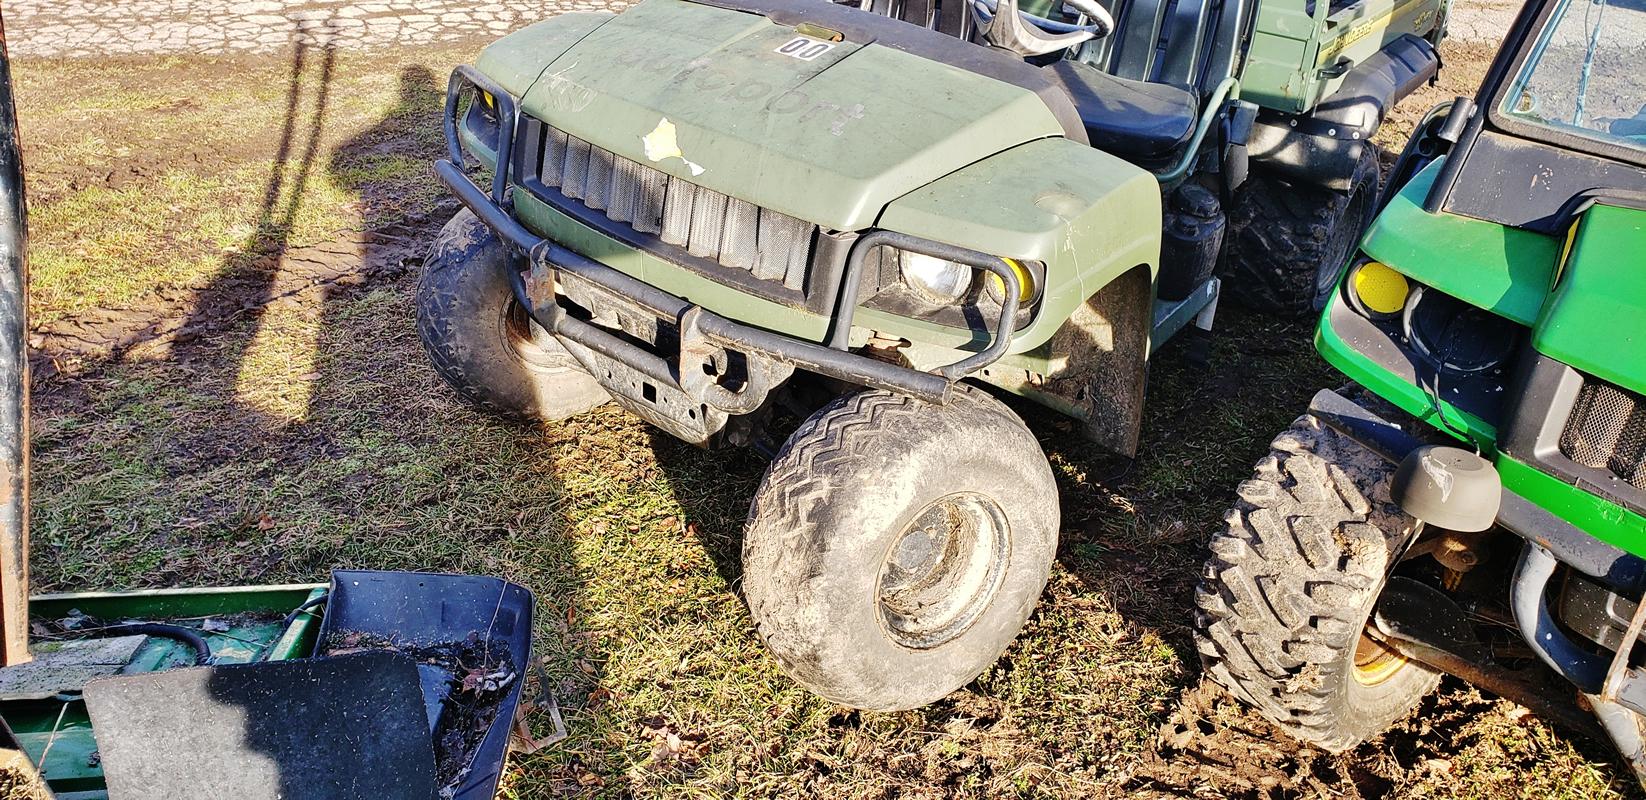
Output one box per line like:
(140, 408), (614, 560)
(18, 49), (447, 323)
(15, 20), (1644, 800)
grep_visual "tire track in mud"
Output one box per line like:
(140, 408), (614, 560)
(29, 205), (449, 382)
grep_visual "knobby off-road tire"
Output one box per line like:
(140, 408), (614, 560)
(416, 208), (609, 422)
(1221, 148), (1381, 317)
(1195, 413), (1440, 751)
(742, 387), (1059, 711)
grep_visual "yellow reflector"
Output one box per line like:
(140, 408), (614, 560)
(1352, 261), (1410, 315)
(480, 90), (496, 110)
(988, 258), (1037, 304)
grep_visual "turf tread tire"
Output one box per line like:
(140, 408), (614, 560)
(742, 386), (1057, 711)
(416, 209), (608, 422)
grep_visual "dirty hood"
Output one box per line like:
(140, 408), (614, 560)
(512, 0), (1065, 231)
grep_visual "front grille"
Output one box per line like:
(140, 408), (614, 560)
(1560, 377), (1646, 491)
(532, 123), (815, 291)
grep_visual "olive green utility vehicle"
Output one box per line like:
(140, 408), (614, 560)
(421, 0), (1446, 709)
(1197, 0), (1646, 782)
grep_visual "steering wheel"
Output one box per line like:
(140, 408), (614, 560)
(970, 0), (1115, 58)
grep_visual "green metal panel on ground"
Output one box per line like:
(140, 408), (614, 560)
(1, 585), (327, 798)
(513, 0), (1065, 231)
(1534, 203), (1646, 394)
(1359, 160), (1560, 326)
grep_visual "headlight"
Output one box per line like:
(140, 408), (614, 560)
(1345, 260), (1410, 320)
(900, 251), (973, 305)
(1403, 286), (1518, 375)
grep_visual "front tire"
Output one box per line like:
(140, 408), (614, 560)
(1220, 148), (1381, 317)
(416, 209), (609, 422)
(742, 387), (1059, 711)
(1194, 413), (1440, 751)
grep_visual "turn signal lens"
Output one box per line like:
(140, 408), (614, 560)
(1350, 261), (1410, 318)
(986, 257), (1040, 305)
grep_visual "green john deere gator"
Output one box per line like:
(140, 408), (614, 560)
(1197, 0), (1646, 780)
(421, 0), (1446, 709)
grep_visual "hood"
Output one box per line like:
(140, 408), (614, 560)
(513, 0), (1065, 231)
(1534, 202), (1646, 394)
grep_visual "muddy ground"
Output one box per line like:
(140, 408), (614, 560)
(15, 3), (1642, 798)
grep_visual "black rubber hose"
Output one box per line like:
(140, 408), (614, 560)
(109, 623), (212, 665)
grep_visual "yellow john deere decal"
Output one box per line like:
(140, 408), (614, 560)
(1554, 215), (1583, 286)
(1318, 0), (1433, 64)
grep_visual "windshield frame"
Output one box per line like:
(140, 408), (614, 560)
(1486, 0), (1646, 169)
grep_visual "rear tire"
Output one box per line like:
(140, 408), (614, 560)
(1194, 413), (1439, 751)
(742, 387), (1059, 710)
(1220, 148), (1381, 317)
(416, 209), (609, 422)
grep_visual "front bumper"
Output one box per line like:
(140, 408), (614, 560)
(439, 158), (958, 439)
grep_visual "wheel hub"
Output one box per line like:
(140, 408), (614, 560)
(877, 493), (1011, 650)
(1353, 629), (1410, 686)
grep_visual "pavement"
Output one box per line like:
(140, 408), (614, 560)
(4, 0), (632, 58)
(2, 0), (1518, 62)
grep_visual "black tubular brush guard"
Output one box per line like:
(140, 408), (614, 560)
(438, 66), (1022, 412)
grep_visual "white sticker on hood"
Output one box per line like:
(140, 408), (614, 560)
(640, 117), (705, 176)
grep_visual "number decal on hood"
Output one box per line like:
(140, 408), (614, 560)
(775, 37), (836, 61)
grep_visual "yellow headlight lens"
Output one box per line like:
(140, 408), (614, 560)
(987, 258), (1039, 305)
(1351, 261), (1410, 316)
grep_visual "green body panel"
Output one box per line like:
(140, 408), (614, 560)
(1241, 0), (1321, 111)
(513, 191), (832, 341)
(1318, 296), (1646, 557)
(473, 13), (614, 97)
(1321, 153), (1646, 558)
(1241, 0), (1447, 113)
(1533, 203), (1646, 393)
(1315, 309), (1499, 451)
(1360, 160), (1560, 326)
(512, 0), (1064, 231)
(2, 585), (327, 797)
(869, 137), (1161, 360)
(1499, 457), (1646, 556)
(489, 4), (1160, 355)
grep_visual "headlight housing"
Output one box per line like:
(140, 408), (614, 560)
(1343, 259), (1411, 320)
(859, 242), (1043, 333)
(446, 66), (515, 185)
(458, 88), (503, 168)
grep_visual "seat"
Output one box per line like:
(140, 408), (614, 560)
(1044, 59), (1198, 162)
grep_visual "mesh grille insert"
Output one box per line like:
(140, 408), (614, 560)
(1560, 378), (1646, 491)
(531, 121), (814, 291)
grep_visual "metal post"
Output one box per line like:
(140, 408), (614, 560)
(0, 10), (32, 667)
